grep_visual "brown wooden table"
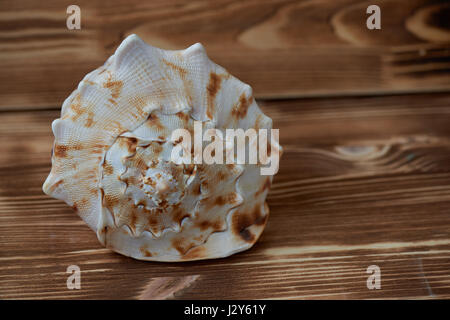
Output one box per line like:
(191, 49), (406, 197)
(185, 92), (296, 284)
(1, 0), (449, 299)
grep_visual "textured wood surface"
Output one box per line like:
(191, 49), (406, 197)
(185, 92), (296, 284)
(1, 93), (450, 299)
(0, 0), (449, 300)
(0, 0), (450, 110)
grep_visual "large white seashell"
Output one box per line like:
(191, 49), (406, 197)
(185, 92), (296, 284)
(43, 34), (281, 261)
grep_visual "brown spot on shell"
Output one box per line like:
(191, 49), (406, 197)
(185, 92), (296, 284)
(149, 160), (159, 168)
(197, 219), (224, 231)
(74, 198), (89, 211)
(182, 246), (206, 260)
(201, 179), (209, 191)
(83, 80), (95, 86)
(254, 114), (262, 131)
(48, 179), (64, 193)
(240, 229), (254, 242)
(206, 73), (222, 119)
(103, 80), (123, 99)
(122, 173), (141, 187)
(183, 164), (195, 176)
(146, 113), (165, 131)
(54, 145), (68, 158)
(104, 193), (120, 208)
(176, 111), (190, 124)
(184, 80), (194, 106)
(148, 215), (159, 229)
(129, 96), (149, 118)
(226, 163), (236, 170)
(172, 205), (190, 225)
(215, 195), (226, 206)
(140, 246), (153, 257)
(217, 171), (227, 181)
(144, 176), (156, 188)
(85, 111), (95, 128)
(90, 144), (107, 154)
(232, 93), (253, 119)
(171, 237), (196, 255)
(125, 137), (138, 153)
(231, 204), (267, 243)
(173, 136), (183, 145)
(69, 94), (84, 121)
(193, 183), (201, 196)
(151, 141), (164, 156)
(129, 209), (138, 234)
(256, 177), (272, 196)
(214, 193), (239, 207)
(134, 156), (149, 172)
(102, 161), (114, 175)
(99, 187), (106, 203)
(106, 120), (126, 133)
(162, 59), (187, 77)
(158, 199), (170, 210)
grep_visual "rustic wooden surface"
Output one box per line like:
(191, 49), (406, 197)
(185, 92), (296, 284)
(1, 93), (450, 299)
(0, 0), (449, 109)
(1, 0), (450, 300)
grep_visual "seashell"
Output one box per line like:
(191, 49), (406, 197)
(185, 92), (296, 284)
(43, 34), (282, 261)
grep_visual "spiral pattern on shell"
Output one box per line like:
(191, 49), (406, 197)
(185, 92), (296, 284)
(43, 34), (281, 261)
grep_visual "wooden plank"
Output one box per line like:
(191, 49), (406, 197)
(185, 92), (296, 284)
(1, 93), (450, 299)
(0, 0), (449, 110)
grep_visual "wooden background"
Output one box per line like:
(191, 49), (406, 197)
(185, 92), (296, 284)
(1, 0), (449, 299)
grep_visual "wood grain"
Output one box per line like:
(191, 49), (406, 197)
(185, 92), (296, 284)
(0, 0), (449, 110)
(1, 93), (449, 299)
